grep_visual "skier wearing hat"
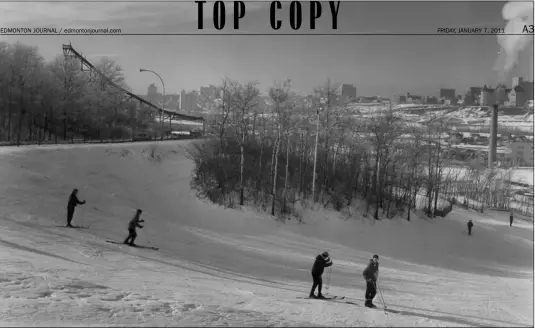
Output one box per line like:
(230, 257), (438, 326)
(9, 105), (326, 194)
(362, 254), (380, 308)
(309, 251), (333, 299)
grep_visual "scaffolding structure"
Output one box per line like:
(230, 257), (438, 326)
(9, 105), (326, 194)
(61, 44), (205, 135)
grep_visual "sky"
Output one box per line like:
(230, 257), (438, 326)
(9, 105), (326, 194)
(0, 0), (533, 98)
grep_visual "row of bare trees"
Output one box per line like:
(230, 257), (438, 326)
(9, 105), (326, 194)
(4, 42), (528, 218)
(0, 41), (154, 145)
(188, 78), (531, 220)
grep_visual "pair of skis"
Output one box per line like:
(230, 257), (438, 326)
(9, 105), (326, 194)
(55, 225), (90, 229)
(106, 240), (159, 250)
(296, 295), (345, 301)
(55, 224), (159, 250)
(297, 295), (386, 311)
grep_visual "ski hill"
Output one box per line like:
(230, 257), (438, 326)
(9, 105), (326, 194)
(0, 141), (532, 327)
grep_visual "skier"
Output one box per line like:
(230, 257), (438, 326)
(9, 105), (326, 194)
(124, 209), (144, 246)
(509, 212), (514, 227)
(66, 189), (86, 227)
(362, 254), (379, 308)
(467, 220), (474, 236)
(309, 251), (333, 299)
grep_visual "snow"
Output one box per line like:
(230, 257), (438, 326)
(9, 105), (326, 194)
(440, 166), (534, 187)
(383, 104), (534, 133)
(510, 168), (534, 186)
(0, 141), (532, 327)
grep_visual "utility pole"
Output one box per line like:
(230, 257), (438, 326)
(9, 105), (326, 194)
(312, 79), (330, 203)
(312, 103), (320, 203)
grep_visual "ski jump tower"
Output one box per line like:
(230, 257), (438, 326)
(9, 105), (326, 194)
(61, 43), (205, 135)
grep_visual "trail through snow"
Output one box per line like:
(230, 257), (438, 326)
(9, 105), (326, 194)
(0, 141), (532, 327)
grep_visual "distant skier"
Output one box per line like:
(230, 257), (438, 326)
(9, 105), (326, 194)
(309, 251), (333, 299)
(467, 220), (474, 236)
(66, 189), (86, 227)
(124, 209), (144, 246)
(363, 254), (379, 308)
(509, 212), (514, 227)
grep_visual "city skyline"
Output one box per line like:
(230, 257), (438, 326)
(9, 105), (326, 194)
(142, 77), (533, 101)
(0, 1), (533, 97)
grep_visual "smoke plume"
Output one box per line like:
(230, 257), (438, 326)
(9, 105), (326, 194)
(494, 1), (534, 79)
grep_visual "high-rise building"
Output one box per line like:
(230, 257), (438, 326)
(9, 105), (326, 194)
(164, 94), (180, 110)
(426, 96), (438, 104)
(148, 83), (158, 96)
(510, 77), (534, 107)
(180, 90), (199, 112)
(199, 85), (219, 110)
(463, 92), (475, 106)
(406, 93), (423, 104)
(200, 85), (217, 100)
(190, 91), (199, 111)
(439, 88), (456, 103)
(480, 84), (510, 106)
(512, 77), (523, 88)
(341, 84), (357, 101)
(180, 90), (186, 110)
(467, 87), (482, 105)
(147, 83), (161, 107)
(480, 85), (494, 106)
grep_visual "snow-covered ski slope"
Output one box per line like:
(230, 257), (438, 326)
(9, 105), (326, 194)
(0, 141), (532, 327)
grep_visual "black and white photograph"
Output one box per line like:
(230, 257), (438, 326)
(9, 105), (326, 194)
(0, 0), (533, 326)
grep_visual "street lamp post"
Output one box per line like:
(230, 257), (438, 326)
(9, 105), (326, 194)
(140, 68), (165, 140)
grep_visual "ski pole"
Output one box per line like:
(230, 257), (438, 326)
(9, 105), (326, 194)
(81, 206), (87, 228)
(140, 226), (148, 243)
(376, 281), (387, 310)
(325, 266), (332, 291)
(140, 223), (152, 245)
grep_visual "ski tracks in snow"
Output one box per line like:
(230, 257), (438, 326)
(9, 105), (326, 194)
(0, 268), (324, 327)
(0, 220), (324, 327)
(0, 217), (531, 327)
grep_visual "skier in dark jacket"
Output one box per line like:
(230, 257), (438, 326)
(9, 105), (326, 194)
(509, 212), (514, 227)
(124, 209), (144, 246)
(309, 251), (333, 299)
(362, 254), (379, 308)
(66, 189), (86, 227)
(467, 220), (474, 236)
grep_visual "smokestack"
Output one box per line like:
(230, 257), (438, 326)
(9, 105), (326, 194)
(488, 104), (499, 168)
(495, 2), (534, 79)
